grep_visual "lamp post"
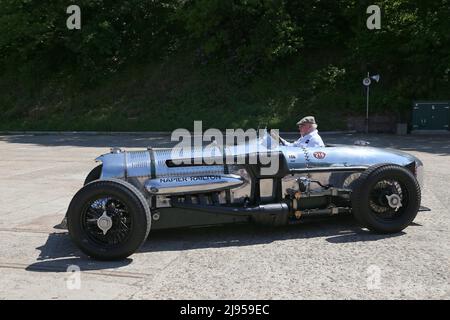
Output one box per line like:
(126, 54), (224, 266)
(362, 72), (380, 133)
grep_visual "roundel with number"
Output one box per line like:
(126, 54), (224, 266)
(313, 151), (326, 160)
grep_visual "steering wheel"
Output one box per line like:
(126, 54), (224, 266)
(267, 128), (286, 146)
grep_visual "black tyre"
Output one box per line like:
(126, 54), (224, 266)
(67, 179), (151, 260)
(84, 164), (103, 185)
(351, 164), (421, 233)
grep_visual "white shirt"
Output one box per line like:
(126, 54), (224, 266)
(280, 130), (325, 148)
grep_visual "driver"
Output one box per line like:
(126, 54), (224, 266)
(272, 116), (325, 147)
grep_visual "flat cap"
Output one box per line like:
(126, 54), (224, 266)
(296, 116), (316, 125)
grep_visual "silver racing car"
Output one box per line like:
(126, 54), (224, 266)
(66, 131), (425, 260)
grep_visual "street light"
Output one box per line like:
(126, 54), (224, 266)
(362, 72), (380, 133)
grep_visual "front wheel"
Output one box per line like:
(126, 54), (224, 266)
(351, 164), (421, 233)
(67, 179), (151, 260)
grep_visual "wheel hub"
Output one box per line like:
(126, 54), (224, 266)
(385, 194), (402, 211)
(97, 211), (113, 235)
(370, 180), (403, 214)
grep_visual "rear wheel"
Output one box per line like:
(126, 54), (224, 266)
(351, 164), (420, 233)
(67, 179), (151, 260)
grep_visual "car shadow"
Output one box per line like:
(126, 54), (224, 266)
(26, 215), (406, 272)
(142, 215), (405, 252)
(26, 232), (133, 272)
(26, 257), (133, 273)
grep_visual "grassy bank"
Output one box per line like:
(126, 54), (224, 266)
(0, 52), (393, 132)
(1, 1), (448, 131)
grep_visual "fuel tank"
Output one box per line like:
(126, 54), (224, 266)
(96, 147), (225, 179)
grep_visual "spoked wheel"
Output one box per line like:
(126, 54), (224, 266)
(351, 164), (421, 233)
(82, 197), (132, 246)
(369, 179), (405, 219)
(67, 179), (151, 260)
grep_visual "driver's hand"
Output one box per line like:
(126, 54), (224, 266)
(270, 130), (280, 141)
(270, 130), (287, 146)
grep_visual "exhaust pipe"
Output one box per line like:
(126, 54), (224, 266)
(171, 202), (289, 226)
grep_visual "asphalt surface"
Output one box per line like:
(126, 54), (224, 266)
(0, 132), (449, 299)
